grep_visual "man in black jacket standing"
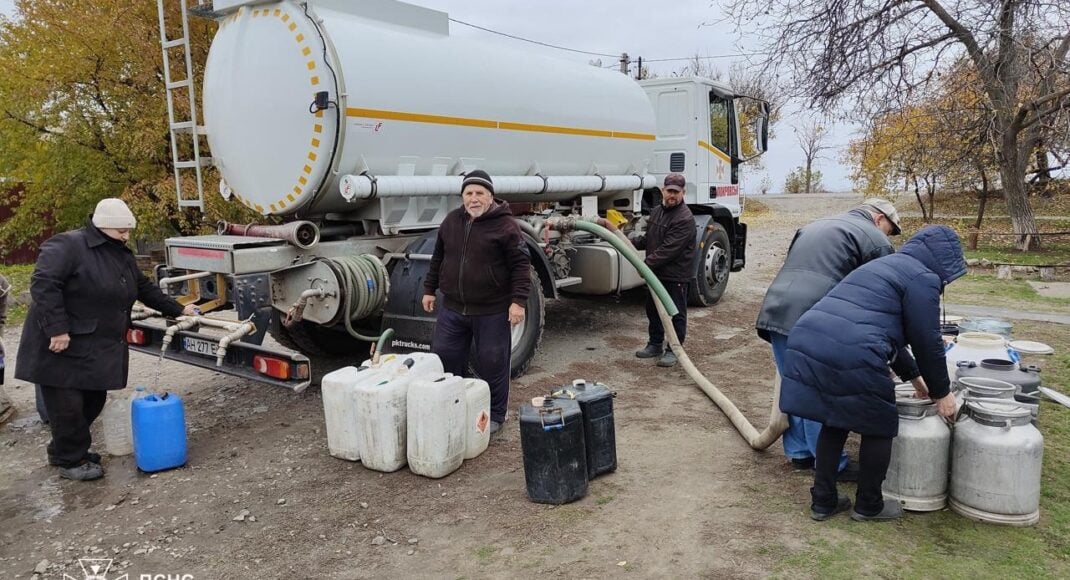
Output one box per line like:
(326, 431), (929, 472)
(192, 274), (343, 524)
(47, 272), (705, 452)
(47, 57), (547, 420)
(633, 173), (695, 368)
(423, 170), (531, 435)
(756, 199), (906, 477)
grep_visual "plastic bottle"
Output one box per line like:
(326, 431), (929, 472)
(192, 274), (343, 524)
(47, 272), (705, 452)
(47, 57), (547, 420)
(101, 390), (134, 456)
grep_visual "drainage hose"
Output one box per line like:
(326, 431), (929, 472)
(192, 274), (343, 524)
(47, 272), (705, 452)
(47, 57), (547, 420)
(547, 217), (787, 450)
(326, 255), (393, 351)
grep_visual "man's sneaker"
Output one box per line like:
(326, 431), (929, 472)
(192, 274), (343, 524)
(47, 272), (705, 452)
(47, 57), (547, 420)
(489, 420), (503, 436)
(656, 350), (678, 367)
(635, 344), (664, 359)
(850, 500), (904, 522)
(58, 462), (104, 481)
(791, 457), (815, 470)
(811, 495), (852, 521)
(836, 461), (860, 483)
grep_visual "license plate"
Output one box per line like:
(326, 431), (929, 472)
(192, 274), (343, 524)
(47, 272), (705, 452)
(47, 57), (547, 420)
(182, 337), (219, 357)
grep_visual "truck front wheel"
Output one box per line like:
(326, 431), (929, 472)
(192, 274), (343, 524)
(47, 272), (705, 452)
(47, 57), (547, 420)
(688, 222), (731, 306)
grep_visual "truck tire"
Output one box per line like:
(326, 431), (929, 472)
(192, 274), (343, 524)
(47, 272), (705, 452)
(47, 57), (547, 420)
(468, 267), (544, 379)
(509, 267), (545, 378)
(689, 222), (731, 306)
(269, 316), (370, 357)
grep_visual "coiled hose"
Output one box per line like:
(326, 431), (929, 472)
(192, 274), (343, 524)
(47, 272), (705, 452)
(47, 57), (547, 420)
(545, 216), (788, 450)
(327, 255), (394, 357)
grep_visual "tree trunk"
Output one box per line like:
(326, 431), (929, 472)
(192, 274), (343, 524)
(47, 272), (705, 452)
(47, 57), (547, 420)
(997, 138), (1041, 250)
(1035, 146), (1053, 199)
(926, 173), (936, 221)
(969, 167), (989, 251)
(804, 159), (813, 194)
(912, 174), (928, 222)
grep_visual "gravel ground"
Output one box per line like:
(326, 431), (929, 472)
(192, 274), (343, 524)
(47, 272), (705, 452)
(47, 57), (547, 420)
(0, 195), (864, 579)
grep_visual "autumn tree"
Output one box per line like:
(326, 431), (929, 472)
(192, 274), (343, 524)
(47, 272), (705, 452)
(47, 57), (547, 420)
(0, 0), (257, 256)
(794, 121), (830, 194)
(726, 0), (1070, 249)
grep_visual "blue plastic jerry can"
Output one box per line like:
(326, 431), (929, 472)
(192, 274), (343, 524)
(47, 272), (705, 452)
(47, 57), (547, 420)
(131, 391), (188, 472)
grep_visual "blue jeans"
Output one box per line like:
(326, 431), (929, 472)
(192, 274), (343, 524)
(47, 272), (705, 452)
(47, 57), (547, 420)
(770, 332), (848, 471)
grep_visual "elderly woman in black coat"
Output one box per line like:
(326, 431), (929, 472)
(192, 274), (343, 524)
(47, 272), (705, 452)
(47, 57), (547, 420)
(779, 225), (965, 521)
(16, 198), (198, 481)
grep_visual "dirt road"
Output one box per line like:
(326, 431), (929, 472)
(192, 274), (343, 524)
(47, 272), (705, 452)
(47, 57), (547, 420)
(1, 195), (864, 579)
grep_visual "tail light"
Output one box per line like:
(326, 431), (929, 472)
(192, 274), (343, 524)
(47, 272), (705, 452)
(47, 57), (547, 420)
(253, 355), (291, 379)
(126, 328), (148, 345)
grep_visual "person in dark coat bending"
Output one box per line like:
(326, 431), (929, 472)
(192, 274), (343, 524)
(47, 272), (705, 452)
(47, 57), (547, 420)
(422, 170), (531, 435)
(16, 198), (198, 481)
(632, 172), (695, 368)
(780, 225), (964, 522)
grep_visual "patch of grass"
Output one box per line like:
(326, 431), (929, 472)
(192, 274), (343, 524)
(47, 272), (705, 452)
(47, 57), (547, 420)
(767, 320), (1070, 579)
(552, 505), (594, 525)
(745, 199), (772, 216)
(596, 495), (615, 506)
(964, 244), (1070, 266)
(947, 273), (1070, 314)
(474, 546), (497, 562)
(0, 263), (33, 326)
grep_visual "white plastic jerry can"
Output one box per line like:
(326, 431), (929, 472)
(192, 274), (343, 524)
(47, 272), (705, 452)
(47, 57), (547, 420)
(463, 379), (491, 460)
(407, 374), (466, 478)
(360, 352), (444, 377)
(322, 366), (386, 461)
(354, 372), (413, 473)
(101, 391), (134, 456)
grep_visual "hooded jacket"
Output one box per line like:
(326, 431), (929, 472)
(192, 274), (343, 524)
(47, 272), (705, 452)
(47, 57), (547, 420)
(16, 221), (185, 390)
(778, 226), (967, 437)
(424, 199), (531, 316)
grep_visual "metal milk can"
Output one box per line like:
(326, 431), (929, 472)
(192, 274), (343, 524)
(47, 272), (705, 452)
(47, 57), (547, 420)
(883, 394), (950, 511)
(950, 401), (1043, 526)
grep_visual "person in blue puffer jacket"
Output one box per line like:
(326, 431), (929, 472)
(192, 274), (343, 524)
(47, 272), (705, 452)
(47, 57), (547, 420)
(780, 225), (965, 522)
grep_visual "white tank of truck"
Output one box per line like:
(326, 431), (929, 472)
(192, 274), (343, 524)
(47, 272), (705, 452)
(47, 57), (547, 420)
(203, 0), (657, 218)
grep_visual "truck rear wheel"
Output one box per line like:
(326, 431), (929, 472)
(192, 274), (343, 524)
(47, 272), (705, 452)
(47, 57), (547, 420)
(468, 267), (544, 379)
(689, 222), (731, 306)
(509, 267), (545, 378)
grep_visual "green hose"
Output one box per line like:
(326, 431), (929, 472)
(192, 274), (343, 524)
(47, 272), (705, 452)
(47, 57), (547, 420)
(565, 220), (679, 317)
(328, 254), (392, 346)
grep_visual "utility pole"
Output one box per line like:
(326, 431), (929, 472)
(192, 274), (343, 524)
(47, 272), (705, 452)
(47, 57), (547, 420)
(636, 56), (642, 80)
(619, 52), (630, 75)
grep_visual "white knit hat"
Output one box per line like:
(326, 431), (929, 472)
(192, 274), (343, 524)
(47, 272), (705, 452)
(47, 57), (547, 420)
(91, 198), (137, 229)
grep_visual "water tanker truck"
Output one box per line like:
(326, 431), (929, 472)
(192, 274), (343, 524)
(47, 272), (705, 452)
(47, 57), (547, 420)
(133, 0), (769, 390)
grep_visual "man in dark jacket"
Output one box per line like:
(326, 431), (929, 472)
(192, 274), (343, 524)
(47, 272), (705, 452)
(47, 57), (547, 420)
(16, 198), (197, 480)
(756, 199), (904, 477)
(422, 170), (531, 435)
(633, 173), (695, 368)
(780, 225), (963, 522)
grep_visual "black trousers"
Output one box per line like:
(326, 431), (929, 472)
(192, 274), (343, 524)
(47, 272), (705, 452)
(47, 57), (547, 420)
(645, 281), (689, 346)
(39, 385), (107, 467)
(812, 425), (892, 516)
(432, 307), (512, 424)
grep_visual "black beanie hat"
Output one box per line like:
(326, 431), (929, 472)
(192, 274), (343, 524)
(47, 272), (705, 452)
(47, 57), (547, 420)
(461, 169), (494, 195)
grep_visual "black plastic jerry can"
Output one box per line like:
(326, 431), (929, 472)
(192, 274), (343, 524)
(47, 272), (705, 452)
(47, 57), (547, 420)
(553, 379), (617, 479)
(519, 398), (588, 505)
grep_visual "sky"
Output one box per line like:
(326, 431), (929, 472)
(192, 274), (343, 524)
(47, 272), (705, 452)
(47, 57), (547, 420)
(0, 0), (859, 192)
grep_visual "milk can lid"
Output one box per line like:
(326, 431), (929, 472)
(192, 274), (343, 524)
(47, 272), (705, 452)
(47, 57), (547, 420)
(1009, 340), (1054, 355)
(966, 400), (1032, 421)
